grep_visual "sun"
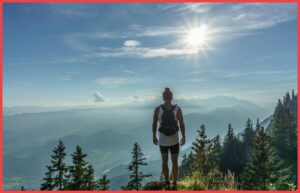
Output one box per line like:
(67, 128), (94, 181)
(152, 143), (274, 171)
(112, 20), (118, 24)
(185, 24), (208, 49)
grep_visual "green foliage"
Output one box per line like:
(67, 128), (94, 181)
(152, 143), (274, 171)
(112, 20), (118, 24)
(178, 152), (193, 179)
(178, 171), (207, 190)
(192, 125), (209, 174)
(179, 91), (297, 190)
(123, 142), (151, 190)
(84, 164), (97, 190)
(221, 170), (238, 190)
(40, 166), (54, 190)
(39, 91), (296, 191)
(207, 135), (222, 171)
(98, 175), (110, 190)
(271, 93), (297, 184)
(220, 123), (244, 175)
(240, 128), (292, 190)
(40, 141), (111, 191)
(68, 146), (89, 190)
(179, 124), (228, 190)
(41, 140), (68, 190)
(178, 170), (238, 190)
(241, 118), (255, 161)
(50, 140), (68, 190)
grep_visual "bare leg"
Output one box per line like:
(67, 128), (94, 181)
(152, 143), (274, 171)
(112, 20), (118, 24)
(161, 153), (169, 183)
(161, 153), (171, 190)
(171, 153), (179, 186)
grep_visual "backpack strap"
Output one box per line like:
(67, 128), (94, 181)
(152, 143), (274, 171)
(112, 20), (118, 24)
(160, 104), (177, 111)
(171, 104), (177, 111)
(160, 104), (166, 112)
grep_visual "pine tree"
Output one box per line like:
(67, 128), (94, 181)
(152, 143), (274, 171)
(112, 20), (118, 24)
(267, 148), (292, 190)
(283, 92), (291, 107)
(178, 151), (193, 179)
(291, 90), (297, 116)
(69, 146), (89, 190)
(178, 153), (188, 179)
(207, 135), (222, 171)
(192, 124), (209, 175)
(51, 140), (68, 190)
(123, 142), (151, 190)
(271, 97), (297, 183)
(241, 119), (255, 163)
(41, 166), (54, 190)
(220, 123), (243, 176)
(255, 118), (260, 132)
(241, 127), (291, 190)
(98, 175), (110, 190)
(206, 135), (223, 189)
(84, 164), (96, 190)
(182, 153), (187, 165)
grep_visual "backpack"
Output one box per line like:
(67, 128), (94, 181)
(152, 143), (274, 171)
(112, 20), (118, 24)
(158, 104), (179, 136)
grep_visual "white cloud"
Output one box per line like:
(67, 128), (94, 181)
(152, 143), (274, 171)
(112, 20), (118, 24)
(83, 46), (200, 59)
(96, 77), (137, 87)
(142, 48), (197, 58)
(120, 68), (144, 76)
(184, 3), (295, 30)
(157, 3), (296, 38)
(93, 91), (105, 102)
(48, 3), (98, 18)
(128, 24), (184, 37)
(132, 93), (159, 102)
(171, 3), (217, 15)
(123, 40), (141, 47)
(221, 70), (295, 79)
(62, 3), (296, 59)
(65, 32), (118, 52)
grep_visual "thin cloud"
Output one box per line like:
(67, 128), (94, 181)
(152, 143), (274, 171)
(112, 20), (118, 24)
(128, 24), (184, 37)
(83, 46), (200, 59)
(171, 3), (217, 15)
(48, 3), (98, 18)
(121, 69), (144, 77)
(96, 77), (138, 87)
(62, 3), (296, 59)
(60, 71), (80, 81)
(222, 70), (295, 78)
(159, 3), (296, 33)
(132, 93), (159, 102)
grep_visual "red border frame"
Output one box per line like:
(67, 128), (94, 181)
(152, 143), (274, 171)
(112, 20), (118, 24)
(0, 0), (298, 192)
(1, 0), (298, 2)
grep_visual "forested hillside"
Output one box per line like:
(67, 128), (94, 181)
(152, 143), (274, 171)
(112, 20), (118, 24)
(33, 90), (297, 190)
(178, 90), (297, 190)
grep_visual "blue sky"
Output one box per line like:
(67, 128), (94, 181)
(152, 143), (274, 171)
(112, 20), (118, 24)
(3, 3), (297, 108)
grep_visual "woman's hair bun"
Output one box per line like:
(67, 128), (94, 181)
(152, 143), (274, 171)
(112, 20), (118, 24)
(163, 87), (173, 101)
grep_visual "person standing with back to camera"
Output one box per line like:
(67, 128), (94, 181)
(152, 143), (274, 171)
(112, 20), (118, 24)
(152, 87), (186, 190)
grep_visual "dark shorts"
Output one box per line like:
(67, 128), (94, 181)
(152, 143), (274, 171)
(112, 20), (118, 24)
(159, 143), (179, 154)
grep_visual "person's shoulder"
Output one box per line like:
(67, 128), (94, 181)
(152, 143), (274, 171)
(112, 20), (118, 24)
(174, 104), (182, 111)
(154, 105), (162, 112)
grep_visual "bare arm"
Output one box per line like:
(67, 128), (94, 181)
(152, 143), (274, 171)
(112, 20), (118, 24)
(152, 107), (159, 145)
(177, 108), (186, 145)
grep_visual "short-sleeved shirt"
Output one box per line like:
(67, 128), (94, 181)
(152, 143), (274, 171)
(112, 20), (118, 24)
(158, 104), (180, 146)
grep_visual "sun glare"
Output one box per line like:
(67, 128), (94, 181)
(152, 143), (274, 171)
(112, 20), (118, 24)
(185, 24), (208, 49)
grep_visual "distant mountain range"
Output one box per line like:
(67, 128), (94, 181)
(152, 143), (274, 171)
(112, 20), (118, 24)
(3, 95), (271, 190)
